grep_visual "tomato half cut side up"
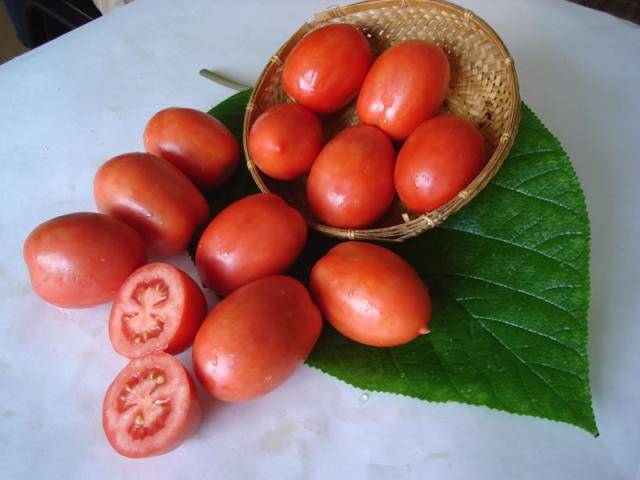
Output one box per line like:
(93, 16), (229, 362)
(103, 353), (201, 458)
(109, 263), (206, 359)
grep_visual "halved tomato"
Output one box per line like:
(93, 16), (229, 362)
(102, 353), (201, 458)
(109, 263), (206, 359)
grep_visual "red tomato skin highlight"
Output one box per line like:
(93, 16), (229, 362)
(93, 152), (209, 256)
(195, 193), (307, 296)
(395, 115), (487, 213)
(306, 124), (395, 229)
(144, 107), (239, 190)
(283, 24), (372, 115)
(23, 212), (147, 308)
(310, 241), (431, 347)
(109, 263), (207, 359)
(249, 103), (323, 180)
(192, 275), (322, 402)
(357, 40), (450, 141)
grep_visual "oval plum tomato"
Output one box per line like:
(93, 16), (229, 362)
(109, 263), (206, 359)
(357, 40), (450, 141)
(144, 107), (239, 190)
(196, 193), (307, 296)
(310, 242), (431, 347)
(395, 115), (487, 213)
(306, 125), (395, 229)
(102, 352), (201, 458)
(94, 152), (209, 256)
(248, 103), (323, 180)
(193, 275), (322, 402)
(282, 23), (372, 115)
(23, 212), (147, 308)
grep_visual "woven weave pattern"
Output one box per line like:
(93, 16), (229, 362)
(244, 0), (520, 241)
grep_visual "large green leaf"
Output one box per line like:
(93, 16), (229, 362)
(203, 91), (597, 434)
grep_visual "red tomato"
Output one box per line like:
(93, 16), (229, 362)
(310, 242), (431, 347)
(306, 125), (395, 228)
(282, 24), (372, 115)
(109, 263), (206, 358)
(143, 107), (239, 190)
(395, 115), (487, 213)
(23, 212), (147, 308)
(193, 275), (322, 402)
(357, 40), (450, 141)
(94, 152), (209, 256)
(196, 193), (307, 296)
(248, 103), (323, 180)
(103, 352), (201, 458)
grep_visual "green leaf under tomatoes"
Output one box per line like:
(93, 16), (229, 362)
(202, 91), (597, 434)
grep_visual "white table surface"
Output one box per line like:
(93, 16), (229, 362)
(1, 0), (639, 478)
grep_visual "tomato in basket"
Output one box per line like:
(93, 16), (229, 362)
(249, 103), (323, 180)
(395, 115), (487, 213)
(357, 39), (450, 141)
(282, 23), (372, 115)
(306, 125), (395, 229)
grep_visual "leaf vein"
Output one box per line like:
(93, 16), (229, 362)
(437, 272), (577, 320)
(437, 225), (579, 272)
(491, 181), (579, 215)
(475, 319), (584, 422)
(466, 312), (583, 356)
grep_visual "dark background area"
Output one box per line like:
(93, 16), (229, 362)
(0, 0), (638, 65)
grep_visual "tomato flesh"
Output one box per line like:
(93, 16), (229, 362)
(103, 353), (201, 458)
(109, 263), (206, 358)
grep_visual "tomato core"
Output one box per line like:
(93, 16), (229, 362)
(118, 367), (172, 440)
(121, 280), (170, 345)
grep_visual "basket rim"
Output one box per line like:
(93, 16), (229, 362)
(243, 0), (521, 242)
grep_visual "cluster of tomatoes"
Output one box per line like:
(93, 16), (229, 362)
(22, 22), (487, 459)
(250, 23), (487, 227)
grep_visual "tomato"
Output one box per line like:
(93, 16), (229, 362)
(94, 152), (209, 256)
(23, 213), (147, 308)
(282, 23), (372, 115)
(109, 263), (206, 359)
(357, 40), (450, 141)
(395, 115), (487, 213)
(310, 242), (431, 347)
(306, 125), (395, 228)
(143, 107), (239, 190)
(103, 352), (201, 458)
(196, 193), (307, 296)
(248, 103), (323, 180)
(193, 275), (322, 402)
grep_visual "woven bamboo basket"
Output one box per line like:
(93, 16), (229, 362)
(244, 0), (520, 242)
